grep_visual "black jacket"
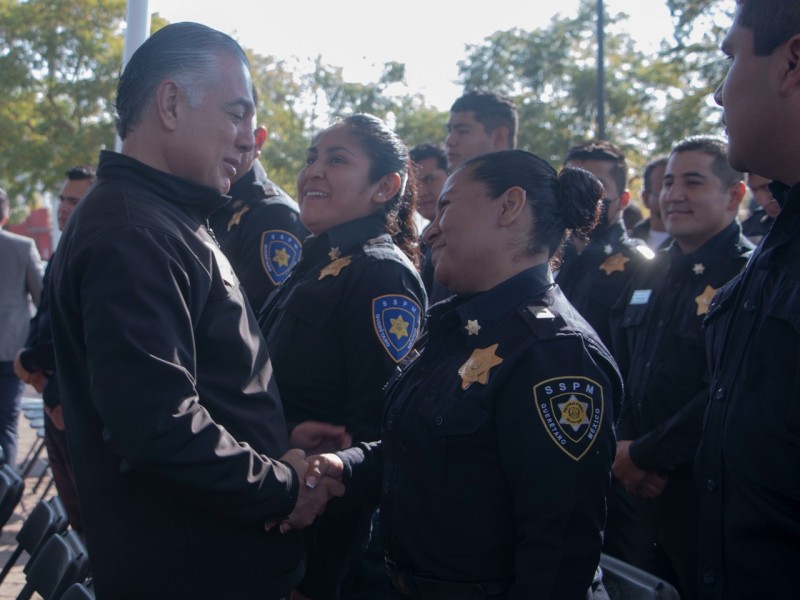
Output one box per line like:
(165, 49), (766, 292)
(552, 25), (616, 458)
(341, 265), (619, 600)
(696, 181), (800, 600)
(49, 151), (304, 600)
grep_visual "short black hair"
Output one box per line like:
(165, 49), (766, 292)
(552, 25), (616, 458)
(66, 166), (96, 182)
(564, 140), (628, 195)
(643, 156), (668, 193)
(736, 0), (800, 56)
(450, 91), (518, 149)
(670, 135), (743, 189)
(410, 144), (447, 172)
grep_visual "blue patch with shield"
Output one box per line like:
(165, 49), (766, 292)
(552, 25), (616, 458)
(372, 295), (421, 363)
(261, 230), (302, 285)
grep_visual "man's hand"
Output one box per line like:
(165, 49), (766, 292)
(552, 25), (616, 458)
(612, 440), (649, 493)
(44, 404), (65, 431)
(289, 420), (352, 455)
(13, 350), (50, 392)
(635, 471), (668, 499)
(268, 449), (345, 533)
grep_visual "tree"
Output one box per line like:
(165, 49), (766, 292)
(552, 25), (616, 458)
(0, 0), (127, 207)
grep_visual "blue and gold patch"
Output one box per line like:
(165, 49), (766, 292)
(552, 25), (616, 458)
(261, 230), (302, 285)
(534, 376), (604, 461)
(372, 295), (421, 363)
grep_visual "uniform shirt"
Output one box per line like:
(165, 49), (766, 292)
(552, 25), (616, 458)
(208, 161), (307, 311)
(615, 222), (752, 470)
(49, 150), (303, 600)
(341, 264), (620, 600)
(259, 212), (427, 443)
(696, 181), (800, 600)
(557, 221), (654, 351)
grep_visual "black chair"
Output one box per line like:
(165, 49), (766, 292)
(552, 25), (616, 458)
(0, 496), (69, 585)
(59, 581), (95, 600)
(600, 554), (681, 600)
(0, 464), (25, 532)
(16, 530), (90, 600)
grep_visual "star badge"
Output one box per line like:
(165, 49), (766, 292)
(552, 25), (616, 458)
(599, 253), (630, 275)
(558, 395), (591, 432)
(695, 285), (718, 316)
(604, 244), (613, 255)
(465, 320), (481, 336)
(389, 315), (410, 340)
(328, 247), (341, 261)
(692, 263), (705, 275)
(319, 256), (352, 279)
(458, 343), (503, 390)
(226, 205), (250, 231)
(273, 247), (290, 268)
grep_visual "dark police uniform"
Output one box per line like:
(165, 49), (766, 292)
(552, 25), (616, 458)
(208, 160), (307, 311)
(49, 151), (304, 600)
(613, 222), (752, 599)
(340, 264), (619, 600)
(557, 221), (654, 351)
(696, 182), (800, 600)
(259, 212), (427, 599)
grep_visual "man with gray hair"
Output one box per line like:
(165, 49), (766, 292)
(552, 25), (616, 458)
(48, 22), (341, 599)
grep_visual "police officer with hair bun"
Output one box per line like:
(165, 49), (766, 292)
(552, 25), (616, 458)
(316, 149), (620, 600)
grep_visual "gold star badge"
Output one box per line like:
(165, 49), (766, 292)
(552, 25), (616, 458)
(226, 205), (250, 231)
(328, 247), (341, 261)
(458, 344), (503, 390)
(389, 315), (410, 340)
(465, 320), (481, 336)
(273, 247), (290, 268)
(319, 256), (352, 279)
(599, 253), (630, 275)
(558, 395), (591, 432)
(693, 263), (705, 275)
(695, 285), (718, 316)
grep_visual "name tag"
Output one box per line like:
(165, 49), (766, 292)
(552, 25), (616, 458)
(630, 289), (652, 305)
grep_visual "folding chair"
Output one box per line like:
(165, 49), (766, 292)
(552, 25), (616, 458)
(59, 580), (95, 600)
(16, 530), (90, 600)
(0, 496), (68, 585)
(600, 554), (681, 600)
(0, 464), (25, 532)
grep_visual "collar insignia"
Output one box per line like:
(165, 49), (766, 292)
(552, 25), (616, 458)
(604, 244), (613, 255)
(465, 319), (481, 336)
(695, 285), (718, 316)
(261, 230), (302, 285)
(373, 295), (421, 363)
(534, 376), (604, 461)
(692, 263), (705, 276)
(458, 344), (503, 390)
(319, 256), (352, 279)
(599, 253), (630, 275)
(226, 204), (250, 231)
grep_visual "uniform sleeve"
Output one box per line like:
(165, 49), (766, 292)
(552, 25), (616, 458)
(494, 336), (616, 600)
(337, 259), (426, 442)
(72, 226), (297, 523)
(26, 239), (44, 307)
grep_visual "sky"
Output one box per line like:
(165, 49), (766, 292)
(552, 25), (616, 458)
(146, 0), (676, 110)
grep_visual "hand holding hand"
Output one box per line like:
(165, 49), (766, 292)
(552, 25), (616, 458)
(290, 420), (352, 455)
(612, 440), (649, 493)
(634, 472), (668, 499)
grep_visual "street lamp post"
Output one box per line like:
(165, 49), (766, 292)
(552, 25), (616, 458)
(597, 0), (606, 140)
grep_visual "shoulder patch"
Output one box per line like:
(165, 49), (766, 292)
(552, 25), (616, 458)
(372, 294), (421, 363)
(261, 230), (302, 285)
(534, 376), (604, 461)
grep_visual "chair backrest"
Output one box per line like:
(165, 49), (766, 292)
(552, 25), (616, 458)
(600, 554), (681, 600)
(22, 530), (90, 600)
(0, 464), (24, 528)
(58, 581), (95, 600)
(19, 497), (70, 565)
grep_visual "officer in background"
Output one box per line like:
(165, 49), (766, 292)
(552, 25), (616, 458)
(697, 2), (800, 597)
(611, 136), (751, 599)
(740, 172), (780, 244)
(630, 156), (671, 251)
(209, 109), (307, 311)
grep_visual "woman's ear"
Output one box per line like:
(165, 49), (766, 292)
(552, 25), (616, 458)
(497, 187), (528, 226)
(373, 173), (402, 205)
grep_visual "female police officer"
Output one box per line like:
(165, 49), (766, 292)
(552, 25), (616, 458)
(309, 150), (621, 599)
(258, 113), (427, 598)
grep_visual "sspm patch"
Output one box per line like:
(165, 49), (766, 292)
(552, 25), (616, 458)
(261, 230), (302, 285)
(373, 295), (421, 363)
(534, 376), (604, 461)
